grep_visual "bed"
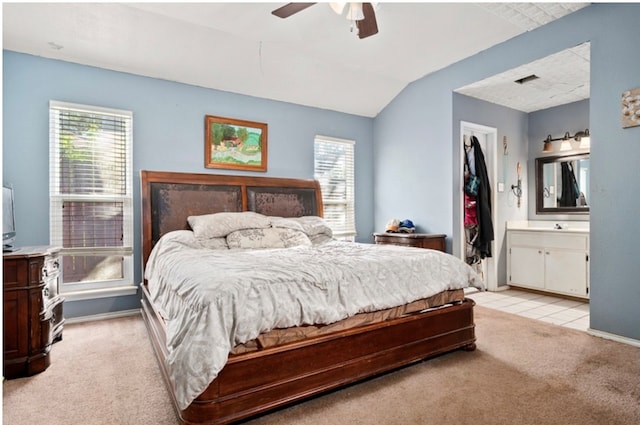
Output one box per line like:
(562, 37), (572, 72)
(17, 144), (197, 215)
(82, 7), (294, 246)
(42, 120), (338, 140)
(140, 170), (482, 425)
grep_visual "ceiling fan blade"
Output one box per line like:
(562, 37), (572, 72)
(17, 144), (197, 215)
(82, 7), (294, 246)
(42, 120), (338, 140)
(272, 3), (316, 19)
(356, 3), (379, 39)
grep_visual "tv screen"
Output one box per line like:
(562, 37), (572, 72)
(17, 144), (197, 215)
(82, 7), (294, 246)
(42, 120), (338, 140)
(3, 185), (16, 251)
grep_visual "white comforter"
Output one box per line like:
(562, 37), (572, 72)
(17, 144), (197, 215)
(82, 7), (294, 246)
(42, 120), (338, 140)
(144, 230), (483, 409)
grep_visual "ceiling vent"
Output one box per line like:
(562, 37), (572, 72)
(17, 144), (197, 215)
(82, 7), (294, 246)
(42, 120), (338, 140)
(514, 74), (539, 85)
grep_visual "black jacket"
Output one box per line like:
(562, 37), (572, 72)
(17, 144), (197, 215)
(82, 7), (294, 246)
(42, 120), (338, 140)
(470, 136), (494, 258)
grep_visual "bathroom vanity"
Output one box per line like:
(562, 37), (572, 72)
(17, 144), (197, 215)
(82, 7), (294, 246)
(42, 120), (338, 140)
(507, 221), (589, 299)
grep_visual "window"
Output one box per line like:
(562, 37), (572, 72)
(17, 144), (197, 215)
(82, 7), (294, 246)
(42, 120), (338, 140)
(49, 101), (134, 298)
(314, 135), (356, 240)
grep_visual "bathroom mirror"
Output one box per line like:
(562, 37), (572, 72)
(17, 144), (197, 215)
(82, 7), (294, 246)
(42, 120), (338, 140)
(536, 153), (590, 214)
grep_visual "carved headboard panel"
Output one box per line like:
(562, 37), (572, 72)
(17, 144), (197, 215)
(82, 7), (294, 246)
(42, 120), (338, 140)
(141, 170), (323, 267)
(247, 187), (320, 218)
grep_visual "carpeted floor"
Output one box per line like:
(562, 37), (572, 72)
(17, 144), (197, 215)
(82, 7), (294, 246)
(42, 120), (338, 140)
(3, 306), (639, 425)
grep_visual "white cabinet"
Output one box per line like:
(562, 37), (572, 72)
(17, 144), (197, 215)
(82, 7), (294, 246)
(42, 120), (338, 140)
(507, 230), (589, 298)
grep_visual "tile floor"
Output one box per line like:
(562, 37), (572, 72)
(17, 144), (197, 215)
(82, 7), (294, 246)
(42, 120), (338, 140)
(464, 287), (590, 331)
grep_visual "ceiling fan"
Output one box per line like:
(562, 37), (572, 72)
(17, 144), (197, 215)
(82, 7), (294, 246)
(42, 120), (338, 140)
(272, 2), (379, 39)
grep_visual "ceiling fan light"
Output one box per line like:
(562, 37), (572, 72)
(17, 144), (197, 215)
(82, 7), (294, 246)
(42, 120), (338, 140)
(330, 2), (346, 15)
(346, 3), (365, 21)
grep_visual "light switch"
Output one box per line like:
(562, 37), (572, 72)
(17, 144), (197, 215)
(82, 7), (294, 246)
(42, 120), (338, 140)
(498, 182), (505, 192)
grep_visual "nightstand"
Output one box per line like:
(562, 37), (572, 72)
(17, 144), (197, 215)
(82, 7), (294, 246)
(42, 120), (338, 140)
(3, 246), (64, 379)
(373, 233), (446, 252)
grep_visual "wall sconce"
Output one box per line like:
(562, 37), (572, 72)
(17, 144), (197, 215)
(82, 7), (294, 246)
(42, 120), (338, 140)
(511, 162), (523, 208)
(542, 129), (590, 152)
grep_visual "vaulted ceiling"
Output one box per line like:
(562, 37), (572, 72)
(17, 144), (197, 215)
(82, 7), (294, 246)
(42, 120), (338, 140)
(3, 3), (589, 117)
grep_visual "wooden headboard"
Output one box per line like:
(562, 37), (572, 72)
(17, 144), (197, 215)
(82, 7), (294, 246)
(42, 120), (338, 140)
(140, 170), (323, 267)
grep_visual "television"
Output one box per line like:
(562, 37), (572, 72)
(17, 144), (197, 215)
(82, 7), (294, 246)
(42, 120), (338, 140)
(3, 185), (16, 252)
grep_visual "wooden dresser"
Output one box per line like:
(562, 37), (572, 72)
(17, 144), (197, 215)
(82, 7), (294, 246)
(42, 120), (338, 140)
(373, 233), (446, 252)
(3, 246), (64, 379)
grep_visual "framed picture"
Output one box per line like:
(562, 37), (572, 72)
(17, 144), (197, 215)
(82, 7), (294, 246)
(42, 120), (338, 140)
(622, 87), (640, 129)
(205, 115), (268, 171)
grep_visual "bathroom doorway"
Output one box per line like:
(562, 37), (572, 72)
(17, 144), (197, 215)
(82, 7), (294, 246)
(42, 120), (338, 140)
(460, 121), (498, 291)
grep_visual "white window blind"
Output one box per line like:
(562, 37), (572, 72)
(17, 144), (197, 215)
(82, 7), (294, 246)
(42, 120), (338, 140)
(49, 101), (133, 294)
(314, 136), (356, 239)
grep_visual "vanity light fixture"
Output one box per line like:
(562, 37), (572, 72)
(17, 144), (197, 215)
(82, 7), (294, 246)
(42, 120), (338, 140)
(575, 129), (591, 149)
(559, 132), (572, 151)
(542, 129), (590, 152)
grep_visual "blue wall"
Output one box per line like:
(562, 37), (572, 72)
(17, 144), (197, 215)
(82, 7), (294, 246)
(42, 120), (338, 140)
(2, 52), (374, 318)
(374, 4), (640, 341)
(4, 4), (639, 341)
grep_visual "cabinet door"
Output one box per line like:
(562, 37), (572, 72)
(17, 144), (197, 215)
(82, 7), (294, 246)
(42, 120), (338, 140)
(509, 246), (545, 289)
(545, 250), (588, 297)
(3, 290), (29, 359)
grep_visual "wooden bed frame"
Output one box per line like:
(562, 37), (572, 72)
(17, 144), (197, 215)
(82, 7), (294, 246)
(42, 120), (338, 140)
(139, 170), (477, 425)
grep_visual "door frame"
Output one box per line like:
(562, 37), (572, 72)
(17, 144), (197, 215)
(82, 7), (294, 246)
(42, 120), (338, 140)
(460, 121), (498, 291)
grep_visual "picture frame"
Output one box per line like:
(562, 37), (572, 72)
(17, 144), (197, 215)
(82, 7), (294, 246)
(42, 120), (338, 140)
(622, 87), (640, 129)
(205, 115), (268, 171)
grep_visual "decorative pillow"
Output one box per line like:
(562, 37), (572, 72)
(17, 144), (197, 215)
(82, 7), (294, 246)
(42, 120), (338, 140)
(187, 211), (271, 239)
(226, 228), (312, 249)
(269, 217), (305, 232)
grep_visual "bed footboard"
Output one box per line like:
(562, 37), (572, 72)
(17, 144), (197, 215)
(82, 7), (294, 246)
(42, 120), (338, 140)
(141, 284), (476, 425)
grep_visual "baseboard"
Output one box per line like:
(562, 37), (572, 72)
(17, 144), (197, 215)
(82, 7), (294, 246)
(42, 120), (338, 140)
(65, 309), (141, 324)
(493, 285), (512, 292)
(587, 328), (640, 348)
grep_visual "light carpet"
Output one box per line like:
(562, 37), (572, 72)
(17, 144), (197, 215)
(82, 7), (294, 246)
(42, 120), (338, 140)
(3, 306), (639, 424)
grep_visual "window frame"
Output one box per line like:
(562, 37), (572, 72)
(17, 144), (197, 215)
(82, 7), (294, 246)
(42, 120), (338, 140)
(313, 135), (356, 240)
(49, 100), (135, 299)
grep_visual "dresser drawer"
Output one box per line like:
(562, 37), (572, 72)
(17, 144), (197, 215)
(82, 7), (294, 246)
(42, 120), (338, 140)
(373, 233), (446, 252)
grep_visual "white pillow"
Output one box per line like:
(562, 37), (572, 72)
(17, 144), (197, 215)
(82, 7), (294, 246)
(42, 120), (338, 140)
(194, 237), (229, 250)
(269, 217), (305, 232)
(226, 228), (312, 249)
(293, 216), (333, 237)
(187, 211), (271, 239)
(156, 230), (229, 250)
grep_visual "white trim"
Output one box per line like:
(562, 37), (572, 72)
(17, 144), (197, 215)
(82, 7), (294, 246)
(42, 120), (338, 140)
(315, 134), (355, 145)
(49, 100), (133, 118)
(460, 121), (498, 291)
(62, 285), (138, 301)
(49, 100), (134, 294)
(587, 328), (640, 348)
(65, 309), (141, 325)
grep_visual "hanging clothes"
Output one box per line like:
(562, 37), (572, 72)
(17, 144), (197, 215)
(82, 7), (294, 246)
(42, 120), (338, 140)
(463, 138), (480, 266)
(559, 162), (579, 207)
(469, 135), (494, 259)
